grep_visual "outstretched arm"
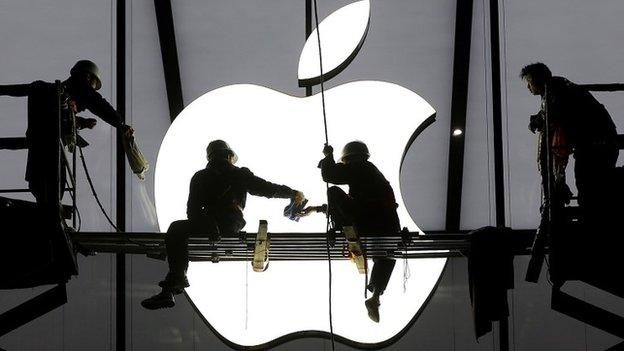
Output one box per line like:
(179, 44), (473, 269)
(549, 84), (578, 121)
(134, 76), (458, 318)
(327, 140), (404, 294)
(81, 88), (132, 131)
(242, 168), (303, 202)
(0, 83), (31, 97)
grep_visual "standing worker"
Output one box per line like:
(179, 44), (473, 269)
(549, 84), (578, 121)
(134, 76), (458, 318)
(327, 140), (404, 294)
(521, 62), (618, 225)
(0, 59), (134, 208)
(314, 141), (400, 323)
(142, 140), (305, 310)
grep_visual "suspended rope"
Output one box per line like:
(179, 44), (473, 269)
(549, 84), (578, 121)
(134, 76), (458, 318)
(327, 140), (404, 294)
(79, 147), (119, 232)
(312, 0), (330, 144)
(78, 146), (149, 249)
(311, 0), (335, 349)
(245, 240), (249, 330)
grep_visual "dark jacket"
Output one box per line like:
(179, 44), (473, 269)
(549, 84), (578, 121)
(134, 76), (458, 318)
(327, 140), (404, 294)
(319, 154), (400, 232)
(186, 159), (295, 228)
(319, 155), (397, 206)
(546, 76), (617, 150)
(1, 79), (123, 182)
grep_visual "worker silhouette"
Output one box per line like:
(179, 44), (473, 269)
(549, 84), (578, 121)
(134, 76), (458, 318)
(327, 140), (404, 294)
(521, 62), (619, 226)
(0, 60), (134, 210)
(142, 140), (305, 310)
(312, 141), (400, 323)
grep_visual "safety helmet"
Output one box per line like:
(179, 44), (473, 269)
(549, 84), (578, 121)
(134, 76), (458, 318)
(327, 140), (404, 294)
(206, 140), (238, 164)
(340, 141), (370, 162)
(70, 60), (102, 90)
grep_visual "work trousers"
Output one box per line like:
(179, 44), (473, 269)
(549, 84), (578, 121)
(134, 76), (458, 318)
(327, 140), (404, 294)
(27, 171), (77, 276)
(327, 186), (399, 295)
(166, 217), (243, 276)
(574, 144), (618, 226)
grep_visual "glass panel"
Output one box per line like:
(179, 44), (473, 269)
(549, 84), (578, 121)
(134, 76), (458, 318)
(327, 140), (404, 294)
(0, 0), (116, 350)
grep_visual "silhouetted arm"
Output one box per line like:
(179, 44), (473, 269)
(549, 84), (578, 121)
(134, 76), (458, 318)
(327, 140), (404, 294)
(319, 155), (353, 185)
(186, 172), (204, 220)
(81, 89), (124, 128)
(241, 168), (295, 199)
(0, 83), (31, 97)
(579, 83), (624, 92)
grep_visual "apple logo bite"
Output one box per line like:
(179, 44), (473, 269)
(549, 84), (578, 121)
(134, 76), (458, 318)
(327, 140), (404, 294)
(155, 0), (446, 348)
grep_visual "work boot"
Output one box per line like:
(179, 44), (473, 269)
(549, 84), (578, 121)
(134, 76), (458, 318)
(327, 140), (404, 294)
(141, 290), (175, 310)
(158, 273), (189, 294)
(365, 296), (380, 323)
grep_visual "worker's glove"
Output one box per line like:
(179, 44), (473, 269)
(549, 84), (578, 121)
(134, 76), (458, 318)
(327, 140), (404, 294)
(299, 204), (328, 217)
(292, 190), (306, 206)
(122, 124), (135, 138)
(76, 116), (97, 129)
(529, 112), (544, 133)
(323, 144), (333, 157)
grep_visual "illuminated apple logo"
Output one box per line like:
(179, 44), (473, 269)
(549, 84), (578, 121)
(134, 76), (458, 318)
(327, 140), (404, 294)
(155, 0), (446, 348)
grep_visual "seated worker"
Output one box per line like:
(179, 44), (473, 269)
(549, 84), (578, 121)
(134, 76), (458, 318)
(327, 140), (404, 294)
(521, 62), (618, 226)
(0, 60), (134, 209)
(314, 141), (400, 323)
(142, 140), (305, 310)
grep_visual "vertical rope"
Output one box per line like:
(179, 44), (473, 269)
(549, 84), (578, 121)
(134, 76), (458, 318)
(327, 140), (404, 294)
(109, 1), (114, 349)
(402, 247), (410, 293)
(311, 1), (335, 349)
(312, 0), (330, 144)
(245, 242), (249, 330)
(128, 2), (134, 349)
(482, 0), (494, 224)
(500, 0), (513, 228)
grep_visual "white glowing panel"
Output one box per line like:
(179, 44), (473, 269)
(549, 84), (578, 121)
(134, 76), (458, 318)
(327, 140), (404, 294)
(155, 82), (446, 346)
(155, 0), (446, 347)
(298, 0), (370, 81)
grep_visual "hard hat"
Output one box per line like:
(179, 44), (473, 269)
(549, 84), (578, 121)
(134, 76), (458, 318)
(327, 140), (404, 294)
(206, 140), (238, 164)
(340, 141), (370, 162)
(70, 60), (102, 90)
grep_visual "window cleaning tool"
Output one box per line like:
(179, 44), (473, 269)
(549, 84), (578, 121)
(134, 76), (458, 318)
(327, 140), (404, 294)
(122, 133), (149, 180)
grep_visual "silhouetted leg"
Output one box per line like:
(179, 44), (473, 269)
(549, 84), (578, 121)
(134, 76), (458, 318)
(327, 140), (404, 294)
(165, 220), (194, 278)
(368, 258), (396, 295)
(165, 217), (224, 280)
(575, 146), (618, 226)
(216, 217), (245, 237)
(28, 170), (76, 275)
(29, 173), (64, 221)
(327, 186), (355, 229)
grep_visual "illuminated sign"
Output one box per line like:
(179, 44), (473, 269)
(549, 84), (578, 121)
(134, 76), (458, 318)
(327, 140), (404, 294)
(155, 1), (445, 348)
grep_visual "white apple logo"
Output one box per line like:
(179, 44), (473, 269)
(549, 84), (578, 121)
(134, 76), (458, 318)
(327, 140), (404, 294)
(155, 0), (446, 348)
